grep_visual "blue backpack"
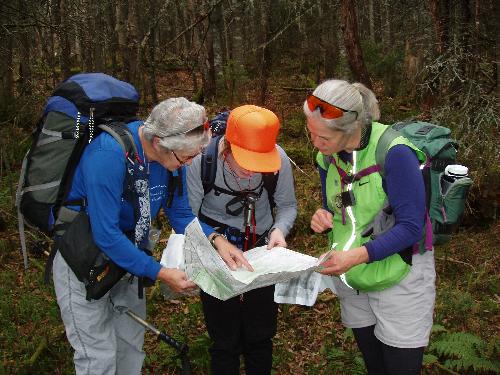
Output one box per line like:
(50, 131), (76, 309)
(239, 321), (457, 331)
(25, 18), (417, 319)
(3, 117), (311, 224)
(16, 73), (140, 267)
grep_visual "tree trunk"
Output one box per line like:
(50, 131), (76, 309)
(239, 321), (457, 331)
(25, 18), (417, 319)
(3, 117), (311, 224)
(206, 24), (217, 101)
(212, 1), (226, 93)
(200, 8), (216, 102)
(58, 0), (72, 79)
(258, 0), (272, 105)
(0, 23), (14, 112)
(18, 0), (32, 96)
(458, 0), (473, 80)
(226, 0), (246, 105)
(77, 0), (94, 73)
(35, 16), (57, 88)
(92, 1), (105, 72)
(429, 0), (450, 55)
(116, 1), (129, 80)
(382, 0), (392, 52)
(368, 0), (375, 42)
(137, 0), (156, 104)
(473, 0), (480, 56)
(403, 40), (423, 100)
(323, 0), (338, 79)
(126, 0), (139, 85)
(107, 0), (118, 76)
(340, 0), (372, 88)
(147, 33), (158, 104)
(298, 16), (308, 74)
(423, 0), (450, 112)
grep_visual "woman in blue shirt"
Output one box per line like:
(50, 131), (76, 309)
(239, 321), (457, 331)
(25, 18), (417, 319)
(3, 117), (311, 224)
(53, 97), (251, 375)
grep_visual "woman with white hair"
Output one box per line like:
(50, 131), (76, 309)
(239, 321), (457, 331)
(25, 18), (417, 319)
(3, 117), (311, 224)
(305, 80), (435, 374)
(52, 97), (251, 375)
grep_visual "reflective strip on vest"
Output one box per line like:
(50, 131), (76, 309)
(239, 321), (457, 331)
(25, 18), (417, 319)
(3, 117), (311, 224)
(339, 151), (357, 289)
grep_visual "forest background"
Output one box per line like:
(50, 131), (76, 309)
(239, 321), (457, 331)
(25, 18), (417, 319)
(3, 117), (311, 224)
(0, 0), (498, 374)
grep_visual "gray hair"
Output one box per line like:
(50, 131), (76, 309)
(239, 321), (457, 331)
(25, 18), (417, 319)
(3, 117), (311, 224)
(142, 97), (210, 153)
(303, 79), (380, 134)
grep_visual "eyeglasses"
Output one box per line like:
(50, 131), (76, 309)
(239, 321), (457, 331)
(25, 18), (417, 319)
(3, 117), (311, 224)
(306, 95), (358, 120)
(171, 150), (198, 165)
(166, 120), (210, 138)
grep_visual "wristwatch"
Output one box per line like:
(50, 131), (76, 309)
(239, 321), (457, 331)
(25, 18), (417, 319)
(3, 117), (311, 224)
(210, 233), (226, 249)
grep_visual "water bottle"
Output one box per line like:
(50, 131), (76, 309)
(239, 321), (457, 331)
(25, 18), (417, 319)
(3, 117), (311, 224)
(441, 164), (469, 194)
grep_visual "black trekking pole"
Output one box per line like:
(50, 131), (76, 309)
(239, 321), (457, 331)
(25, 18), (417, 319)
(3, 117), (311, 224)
(114, 305), (192, 375)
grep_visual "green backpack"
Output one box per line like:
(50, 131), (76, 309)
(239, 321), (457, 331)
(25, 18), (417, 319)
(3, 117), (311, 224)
(375, 121), (473, 252)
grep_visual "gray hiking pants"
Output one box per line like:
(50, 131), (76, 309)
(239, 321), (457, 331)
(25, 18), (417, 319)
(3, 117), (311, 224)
(53, 251), (146, 375)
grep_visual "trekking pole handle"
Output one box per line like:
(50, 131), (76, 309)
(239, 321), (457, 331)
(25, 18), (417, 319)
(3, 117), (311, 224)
(115, 305), (192, 374)
(157, 332), (188, 353)
(243, 194), (257, 228)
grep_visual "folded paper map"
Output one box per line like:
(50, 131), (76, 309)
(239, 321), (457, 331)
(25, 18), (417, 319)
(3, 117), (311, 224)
(180, 219), (334, 301)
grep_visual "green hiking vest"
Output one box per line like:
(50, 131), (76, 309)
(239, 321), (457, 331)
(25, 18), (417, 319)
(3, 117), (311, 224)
(316, 122), (426, 292)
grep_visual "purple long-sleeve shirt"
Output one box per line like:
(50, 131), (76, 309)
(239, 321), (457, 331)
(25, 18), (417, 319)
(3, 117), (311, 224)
(319, 144), (425, 262)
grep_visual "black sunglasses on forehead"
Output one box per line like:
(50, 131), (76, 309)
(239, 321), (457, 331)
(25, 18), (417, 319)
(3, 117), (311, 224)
(165, 120), (210, 138)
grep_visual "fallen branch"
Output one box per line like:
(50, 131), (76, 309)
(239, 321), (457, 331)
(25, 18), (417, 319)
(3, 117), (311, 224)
(24, 326), (66, 369)
(281, 86), (314, 92)
(287, 157), (311, 177)
(26, 337), (47, 367)
(435, 256), (476, 271)
(432, 361), (461, 375)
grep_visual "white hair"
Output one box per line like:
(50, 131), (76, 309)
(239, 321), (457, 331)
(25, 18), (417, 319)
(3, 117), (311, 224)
(142, 97), (210, 153)
(303, 79), (380, 134)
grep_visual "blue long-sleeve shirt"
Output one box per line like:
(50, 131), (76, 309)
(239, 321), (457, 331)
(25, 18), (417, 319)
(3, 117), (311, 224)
(319, 144), (425, 261)
(67, 121), (213, 280)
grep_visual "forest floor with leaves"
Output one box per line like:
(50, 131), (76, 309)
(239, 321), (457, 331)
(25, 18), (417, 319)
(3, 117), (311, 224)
(1, 209), (498, 374)
(0, 71), (498, 374)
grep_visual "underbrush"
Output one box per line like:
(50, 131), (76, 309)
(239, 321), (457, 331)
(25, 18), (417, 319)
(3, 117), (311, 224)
(0, 75), (498, 374)
(2, 144), (498, 374)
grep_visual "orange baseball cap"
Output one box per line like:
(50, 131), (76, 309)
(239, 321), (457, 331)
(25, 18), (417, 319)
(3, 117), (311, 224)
(226, 105), (281, 173)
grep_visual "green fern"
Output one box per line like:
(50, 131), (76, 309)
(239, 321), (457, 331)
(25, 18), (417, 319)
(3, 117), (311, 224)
(430, 323), (448, 334)
(320, 329), (366, 375)
(323, 346), (366, 375)
(429, 332), (500, 374)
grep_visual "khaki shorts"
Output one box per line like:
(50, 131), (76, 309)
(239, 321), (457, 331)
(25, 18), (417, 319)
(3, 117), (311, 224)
(332, 250), (436, 348)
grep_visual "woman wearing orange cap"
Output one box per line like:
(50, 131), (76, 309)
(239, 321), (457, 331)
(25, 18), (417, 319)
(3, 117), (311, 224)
(186, 105), (297, 375)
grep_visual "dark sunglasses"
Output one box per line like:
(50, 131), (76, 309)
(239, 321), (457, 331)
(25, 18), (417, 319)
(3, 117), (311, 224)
(306, 95), (358, 120)
(166, 120), (210, 137)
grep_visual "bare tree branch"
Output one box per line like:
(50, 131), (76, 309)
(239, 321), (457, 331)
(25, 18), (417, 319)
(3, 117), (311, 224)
(164, 0), (224, 49)
(252, 1), (320, 52)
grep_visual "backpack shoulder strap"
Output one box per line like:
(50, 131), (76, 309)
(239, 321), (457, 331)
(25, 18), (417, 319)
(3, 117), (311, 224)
(166, 169), (184, 208)
(262, 172), (279, 209)
(201, 135), (223, 195)
(98, 122), (138, 158)
(375, 126), (401, 177)
(55, 122), (137, 218)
